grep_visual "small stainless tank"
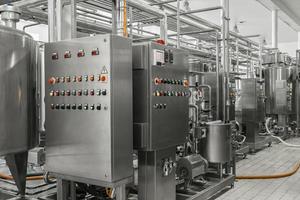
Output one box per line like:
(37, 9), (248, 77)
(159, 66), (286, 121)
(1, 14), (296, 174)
(0, 5), (37, 156)
(202, 122), (232, 163)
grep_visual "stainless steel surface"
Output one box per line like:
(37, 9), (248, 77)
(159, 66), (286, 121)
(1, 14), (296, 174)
(138, 147), (176, 200)
(0, 25), (37, 156)
(0, 5), (21, 29)
(265, 64), (296, 115)
(202, 122), (232, 163)
(176, 175), (235, 200)
(240, 78), (266, 150)
(45, 34), (133, 184)
(132, 42), (189, 150)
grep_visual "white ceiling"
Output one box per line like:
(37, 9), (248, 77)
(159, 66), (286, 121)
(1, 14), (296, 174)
(186, 0), (297, 44)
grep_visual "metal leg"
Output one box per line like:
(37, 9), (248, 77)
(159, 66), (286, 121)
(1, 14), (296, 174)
(70, 181), (76, 200)
(219, 163), (223, 179)
(5, 151), (28, 197)
(115, 184), (126, 200)
(57, 179), (70, 200)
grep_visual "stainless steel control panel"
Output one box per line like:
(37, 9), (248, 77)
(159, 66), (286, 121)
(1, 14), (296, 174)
(133, 42), (189, 150)
(45, 34), (132, 184)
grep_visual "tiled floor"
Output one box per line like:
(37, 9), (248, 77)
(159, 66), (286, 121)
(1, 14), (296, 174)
(217, 137), (300, 200)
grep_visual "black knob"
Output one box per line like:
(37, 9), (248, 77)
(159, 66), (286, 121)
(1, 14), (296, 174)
(72, 104), (76, 110)
(84, 89), (88, 96)
(96, 104), (101, 110)
(84, 104), (88, 110)
(55, 104), (60, 110)
(66, 104), (71, 110)
(50, 104), (55, 110)
(78, 104), (82, 110)
(72, 90), (76, 96)
(102, 89), (107, 96)
(90, 104), (95, 110)
(60, 104), (65, 110)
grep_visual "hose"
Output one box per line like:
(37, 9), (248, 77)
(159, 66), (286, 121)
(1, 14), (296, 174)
(265, 117), (300, 148)
(236, 161), (300, 179)
(0, 172), (44, 181)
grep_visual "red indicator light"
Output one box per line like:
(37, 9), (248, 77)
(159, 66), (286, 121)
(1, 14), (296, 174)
(64, 51), (71, 59)
(77, 50), (85, 57)
(92, 48), (99, 56)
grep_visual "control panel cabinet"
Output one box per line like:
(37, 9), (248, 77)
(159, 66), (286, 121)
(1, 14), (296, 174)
(133, 42), (189, 151)
(45, 35), (132, 184)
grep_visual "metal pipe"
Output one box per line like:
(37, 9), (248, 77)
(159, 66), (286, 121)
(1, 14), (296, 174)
(216, 31), (220, 120)
(48, 0), (55, 42)
(272, 9), (278, 48)
(221, 0), (230, 122)
(177, 0), (180, 48)
(70, 0), (77, 38)
(168, 6), (223, 17)
(23, 22), (40, 31)
(150, 0), (177, 6)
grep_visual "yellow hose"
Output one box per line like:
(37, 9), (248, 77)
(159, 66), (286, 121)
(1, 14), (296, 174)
(236, 161), (300, 180)
(123, 0), (128, 37)
(0, 172), (44, 181)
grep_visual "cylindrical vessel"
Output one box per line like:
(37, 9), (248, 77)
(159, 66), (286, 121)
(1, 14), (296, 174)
(202, 122), (232, 163)
(265, 65), (296, 115)
(0, 25), (37, 155)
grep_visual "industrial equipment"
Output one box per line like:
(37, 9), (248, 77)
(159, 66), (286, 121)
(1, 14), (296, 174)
(239, 78), (272, 152)
(132, 42), (189, 200)
(0, 5), (38, 197)
(44, 34), (133, 196)
(263, 51), (297, 137)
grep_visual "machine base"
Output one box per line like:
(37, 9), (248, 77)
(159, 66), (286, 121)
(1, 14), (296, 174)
(176, 175), (235, 200)
(247, 136), (273, 153)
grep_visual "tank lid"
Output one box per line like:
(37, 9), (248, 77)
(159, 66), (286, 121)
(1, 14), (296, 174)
(0, 5), (21, 14)
(0, 5), (21, 29)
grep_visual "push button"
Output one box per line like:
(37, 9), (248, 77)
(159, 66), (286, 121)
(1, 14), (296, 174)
(102, 89), (107, 96)
(66, 104), (71, 110)
(96, 104), (101, 110)
(84, 104), (88, 110)
(72, 104), (76, 110)
(78, 104), (82, 110)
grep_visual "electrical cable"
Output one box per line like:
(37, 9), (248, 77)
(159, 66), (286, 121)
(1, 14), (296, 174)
(236, 161), (300, 180)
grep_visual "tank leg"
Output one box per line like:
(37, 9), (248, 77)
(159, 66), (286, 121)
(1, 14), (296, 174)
(5, 151), (28, 197)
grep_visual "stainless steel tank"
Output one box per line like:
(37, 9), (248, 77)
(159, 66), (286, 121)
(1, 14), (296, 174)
(202, 122), (232, 163)
(0, 23), (37, 155)
(265, 64), (296, 115)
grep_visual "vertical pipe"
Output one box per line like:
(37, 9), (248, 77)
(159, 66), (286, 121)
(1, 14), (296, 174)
(272, 9), (278, 48)
(235, 39), (239, 91)
(160, 12), (168, 44)
(70, 0), (77, 39)
(259, 36), (264, 85)
(177, 0), (180, 48)
(221, 0), (230, 122)
(56, 0), (63, 41)
(296, 50), (300, 135)
(112, 0), (123, 35)
(48, 0), (56, 42)
(112, 0), (117, 34)
(216, 31), (220, 120)
(298, 32), (300, 49)
(129, 6), (133, 39)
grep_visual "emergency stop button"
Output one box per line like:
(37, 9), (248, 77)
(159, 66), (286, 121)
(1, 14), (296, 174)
(48, 77), (56, 85)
